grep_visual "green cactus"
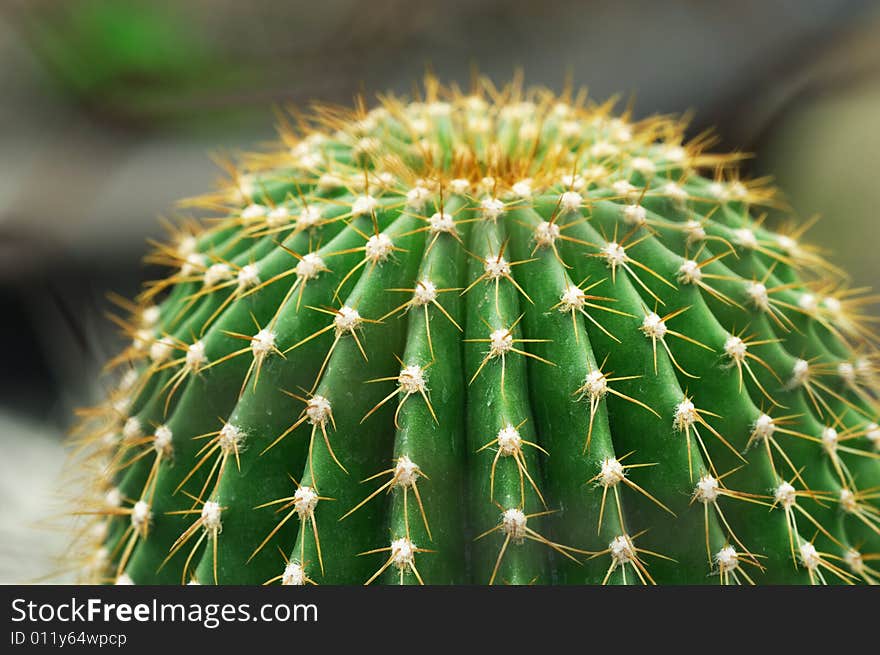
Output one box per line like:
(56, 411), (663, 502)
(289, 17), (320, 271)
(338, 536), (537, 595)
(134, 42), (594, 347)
(72, 76), (880, 586)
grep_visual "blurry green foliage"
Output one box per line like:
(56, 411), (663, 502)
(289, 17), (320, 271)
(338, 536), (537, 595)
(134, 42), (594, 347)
(19, 0), (257, 127)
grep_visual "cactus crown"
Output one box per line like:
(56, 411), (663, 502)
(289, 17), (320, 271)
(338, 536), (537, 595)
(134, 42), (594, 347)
(72, 76), (879, 586)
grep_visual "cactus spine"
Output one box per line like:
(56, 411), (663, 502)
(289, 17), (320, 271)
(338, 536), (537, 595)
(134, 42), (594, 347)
(72, 77), (880, 585)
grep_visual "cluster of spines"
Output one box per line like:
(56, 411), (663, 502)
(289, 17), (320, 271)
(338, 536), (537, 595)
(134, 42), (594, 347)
(66, 76), (880, 586)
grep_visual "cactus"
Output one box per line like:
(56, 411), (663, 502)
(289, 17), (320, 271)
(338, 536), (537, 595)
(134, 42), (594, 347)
(71, 76), (880, 586)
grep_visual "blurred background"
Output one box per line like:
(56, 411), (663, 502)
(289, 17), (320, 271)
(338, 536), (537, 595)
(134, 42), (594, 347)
(1, 0), (879, 583)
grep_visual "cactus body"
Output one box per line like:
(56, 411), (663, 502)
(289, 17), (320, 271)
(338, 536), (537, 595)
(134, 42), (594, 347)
(74, 78), (880, 585)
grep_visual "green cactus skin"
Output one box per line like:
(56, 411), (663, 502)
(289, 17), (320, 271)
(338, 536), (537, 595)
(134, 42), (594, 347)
(72, 77), (880, 586)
